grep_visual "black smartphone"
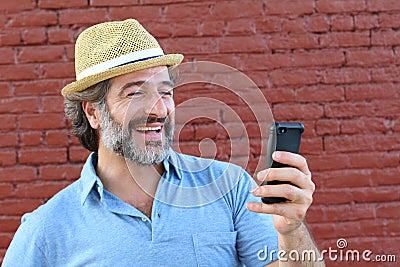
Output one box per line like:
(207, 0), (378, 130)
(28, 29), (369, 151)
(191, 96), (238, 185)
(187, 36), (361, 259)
(261, 122), (304, 204)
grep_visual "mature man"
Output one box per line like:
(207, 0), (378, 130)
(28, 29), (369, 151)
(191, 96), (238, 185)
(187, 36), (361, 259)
(3, 19), (323, 266)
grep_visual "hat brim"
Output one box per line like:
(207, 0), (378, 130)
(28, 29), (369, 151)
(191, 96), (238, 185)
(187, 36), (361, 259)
(61, 54), (184, 96)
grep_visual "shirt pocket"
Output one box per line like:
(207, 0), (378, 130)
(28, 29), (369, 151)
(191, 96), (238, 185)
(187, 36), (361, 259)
(192, 231), (240, 267)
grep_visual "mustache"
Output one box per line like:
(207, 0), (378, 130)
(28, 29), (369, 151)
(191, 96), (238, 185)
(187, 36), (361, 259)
(128, 116), (168, 128)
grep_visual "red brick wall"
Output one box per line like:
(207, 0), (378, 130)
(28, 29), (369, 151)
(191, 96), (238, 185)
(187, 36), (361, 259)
(1, 0), (399, 266)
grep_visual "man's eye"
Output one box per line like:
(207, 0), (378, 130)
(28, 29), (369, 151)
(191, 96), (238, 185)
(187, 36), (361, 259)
(160, 91), (173, 97)
(127, 91), (143, 97)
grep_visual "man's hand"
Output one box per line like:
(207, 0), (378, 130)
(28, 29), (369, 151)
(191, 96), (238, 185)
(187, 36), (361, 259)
(246, 151), (315, 235)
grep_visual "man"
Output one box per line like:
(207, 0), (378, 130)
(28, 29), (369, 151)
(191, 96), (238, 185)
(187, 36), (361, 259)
(3, 19), (324, 266)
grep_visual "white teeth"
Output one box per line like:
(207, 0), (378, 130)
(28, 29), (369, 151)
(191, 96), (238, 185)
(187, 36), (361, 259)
(136, 126), (162, 132)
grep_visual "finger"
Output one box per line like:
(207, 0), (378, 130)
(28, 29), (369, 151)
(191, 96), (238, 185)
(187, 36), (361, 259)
(273, 151), (311, 176)
(246, 201), (309, 221)
(264, 167), (314, 191)
(252, 183), (312, 204)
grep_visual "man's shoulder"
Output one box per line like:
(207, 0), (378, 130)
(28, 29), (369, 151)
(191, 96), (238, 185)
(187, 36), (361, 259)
(22, 179), (82, 224)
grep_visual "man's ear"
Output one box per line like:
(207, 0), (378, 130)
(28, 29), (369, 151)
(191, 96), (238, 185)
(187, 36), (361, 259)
(82, 101), (100, 129)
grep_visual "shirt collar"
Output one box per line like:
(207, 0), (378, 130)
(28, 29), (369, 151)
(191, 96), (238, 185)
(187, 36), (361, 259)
(80, 150), (183, 205)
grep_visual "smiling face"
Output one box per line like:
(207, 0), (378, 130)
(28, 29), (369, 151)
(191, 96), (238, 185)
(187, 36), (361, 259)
(98, 66), (175, 165)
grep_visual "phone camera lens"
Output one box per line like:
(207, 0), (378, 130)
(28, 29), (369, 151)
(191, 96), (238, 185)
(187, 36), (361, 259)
(279, 128), (287, 134)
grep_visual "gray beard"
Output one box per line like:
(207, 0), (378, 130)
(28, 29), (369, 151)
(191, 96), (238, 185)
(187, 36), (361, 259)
(97, 102), (173, 165)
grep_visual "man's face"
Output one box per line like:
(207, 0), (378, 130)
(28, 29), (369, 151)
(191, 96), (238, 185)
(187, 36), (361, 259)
(98, 66), (175, 165)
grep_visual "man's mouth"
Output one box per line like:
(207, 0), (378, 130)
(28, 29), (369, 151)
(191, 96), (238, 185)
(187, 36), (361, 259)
(135, 125), (162, 134)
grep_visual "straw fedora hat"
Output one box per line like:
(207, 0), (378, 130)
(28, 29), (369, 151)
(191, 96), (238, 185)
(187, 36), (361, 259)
(61, 19), (184, 96)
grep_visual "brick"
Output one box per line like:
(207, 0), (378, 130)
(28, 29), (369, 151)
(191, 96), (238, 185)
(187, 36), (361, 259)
(45, 131), (68, 146)
(294, 50), (345, 67)
(373, 99), (400, 117)
(264, 0), (314, 15)
(0, 97), (38, 114)
(322, 68), (371, 85)
(0, 0), (35, 11)
(18, 46), (65, 63)
(307, 153), (350, 171)
(269, 69), (319, 86)
(39, 62), (75, 79)
(371, 167), (400, 186)
(371, 30), (400, 46)
(174, 123), (195, 142)
(0, 83), (11, 98)
(217, 35), (267, 53)
(349, 152), (399, 169)
(367, 0), (400, 12)
(213, 1), (263, 19)
(316, 119), (340, 136)
(319, 169), (373, 188)
(59, 8), (108, 25)
(226, 19), (255, 36)
(91, 0), (140, 6)
(0, 218), (20, 232)
(0, 134), (17, 148)
(0, 115), (16, 131)
(18, 148), (67, 165)
(171, 20), (199, 37)
(372, 67), (400, 83)
(0, 200), (42, 216)
(301, 137), (323, 154)
(295, 86), (344, 103)
(268, 33), (319, 50)
(345, 83), (399, 101)
(0, 48), (15, 65)
(325, 134), (399, 153)
(0, 29), (21, 46)
(331, 15), (354, 31)
(341, 118), (388, 134)
(7, 10), (57, 27)
(21, 28), (46, 45)
(41, 96), (64, 113)
(165, 3), (211, 20)
(313, 189), (354, 204)
(306, 15), (330, 33)
(281, 18), (307, 34)
(48, 28), (74, 44)
(15, 182), (69, 198)
(110, 6), (163, 23)
(255, 16), (282, 34)
(380, 13), (400, 29)
(194, 123), (228, 141)
(354, 14), (379, 30)
(40, 164), (82, 181)
(200, 20), (225, 37)
(273, 103), (324, 120)
(0, 184), (13, 199)
(317, 0), (366, 13)
(13, 80), (65, 96)
(39, 0), (87, 9)
(0, 65), (37, 81)
(69, 146), (90, 163)
(377, 203), (399, 218)
(19, 113), (66, 130)
(346, 48), (394, 67)
(320, 32), (370, 48)
(353, 186), (399, 203)
(20, 132), (43, 147)
(263, 88), (294, 104)
(160, 37), (217, 55)
(240, 53), (291, 71)
(0, 166), (37, 182)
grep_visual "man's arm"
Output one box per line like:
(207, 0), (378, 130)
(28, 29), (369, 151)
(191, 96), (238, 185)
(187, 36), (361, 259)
(247, 151), (325, 266)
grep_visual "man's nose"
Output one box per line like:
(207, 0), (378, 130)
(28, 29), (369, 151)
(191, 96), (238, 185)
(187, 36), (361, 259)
(144, 93), (168, 118)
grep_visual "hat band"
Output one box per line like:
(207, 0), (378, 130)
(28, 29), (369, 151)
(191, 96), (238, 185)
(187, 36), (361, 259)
(76, 47), (164, 80)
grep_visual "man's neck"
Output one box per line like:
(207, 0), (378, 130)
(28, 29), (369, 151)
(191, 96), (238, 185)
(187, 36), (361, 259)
(95, 142), (164, 217)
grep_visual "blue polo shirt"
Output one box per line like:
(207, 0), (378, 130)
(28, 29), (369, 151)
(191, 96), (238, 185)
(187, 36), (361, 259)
(3, 151), (278, 266)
